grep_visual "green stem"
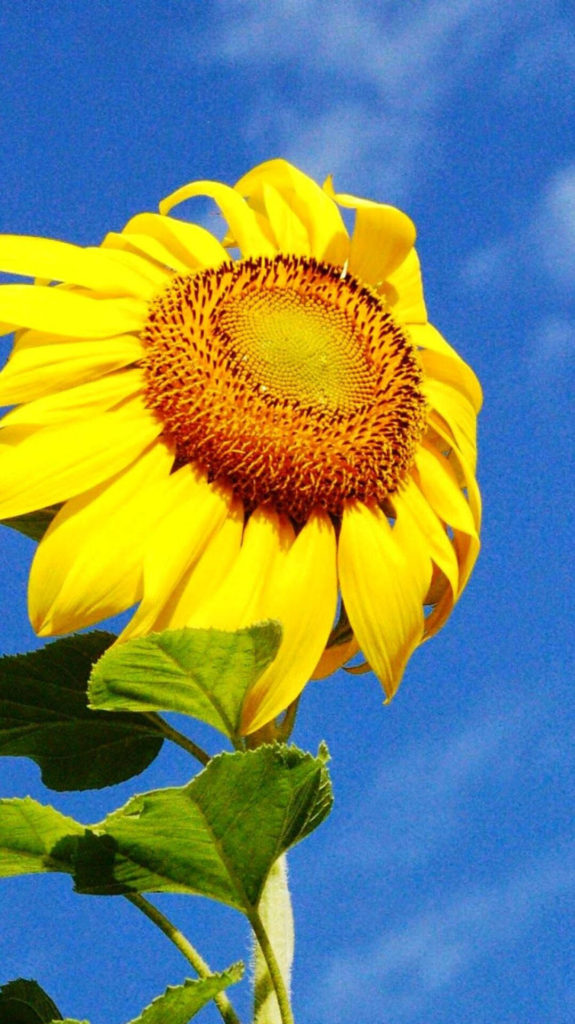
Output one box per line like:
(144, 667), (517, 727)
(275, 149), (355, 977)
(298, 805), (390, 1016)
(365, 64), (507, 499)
(249, 859), (295, 1024)
(145, 712), (211, 765)
(126, 893), (241, 1024)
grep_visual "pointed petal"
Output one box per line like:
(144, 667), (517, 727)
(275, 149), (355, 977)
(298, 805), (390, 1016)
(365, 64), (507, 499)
(96, 245), (171, 287)
(338, 501), (428, 701)
(423, 379), (478, 474)
(1, 368), (143, 427)
(118, 468), (233, 641)
(0, 397), (161, 519)
(159, 181), (275, 258)
(151, 498), (245, 632)
(394, 477), (459, 598)
(103, 230), (192, 274)
(418, 343), (482, 414)
(324, 179), (416, 284)
(236, 160), (348, 262)
(0, 332), (143, 405)
(0, 235), (157, 298)
(0, 285), (145, 337)
(258, 184), (311, 255)
(385, 249), (427, 324)
(415, 446), (477, 536)
(183, 507), (293, 630)
(29, 442), (173, 634)
(427, 413), (482, 531)
(241, 512), (338, 733)
(119, 213), (229, 271)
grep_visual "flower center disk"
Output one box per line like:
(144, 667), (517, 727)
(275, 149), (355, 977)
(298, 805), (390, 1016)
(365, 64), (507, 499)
(141, 253), (426, 521)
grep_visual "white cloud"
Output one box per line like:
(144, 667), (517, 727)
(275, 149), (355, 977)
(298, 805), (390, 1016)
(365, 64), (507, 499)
(318, 850), (575, 1021)
(536, 165), (575, 287)
(198, 0), (543, 199)
(332, 702), (535, 871)
(529, 317), (575, 384)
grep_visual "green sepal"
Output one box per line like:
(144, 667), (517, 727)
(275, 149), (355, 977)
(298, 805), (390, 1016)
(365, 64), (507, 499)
(0, 633), (164, 791)
(0, 745), (333, 913)
(0, 506), (60, 542)
(126, 965), (243, 1024)
(0, 978), (63, 1022)
(88, 622), (282, 740)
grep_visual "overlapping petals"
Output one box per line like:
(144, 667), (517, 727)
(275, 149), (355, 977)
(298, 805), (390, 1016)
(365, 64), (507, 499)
(0, 159), (481, 732)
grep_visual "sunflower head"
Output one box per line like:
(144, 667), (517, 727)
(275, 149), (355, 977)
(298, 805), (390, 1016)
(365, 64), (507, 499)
(0, 158), (482, 734)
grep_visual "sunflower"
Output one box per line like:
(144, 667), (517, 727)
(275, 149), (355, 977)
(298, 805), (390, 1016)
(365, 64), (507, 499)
(0, 159), (481, 734)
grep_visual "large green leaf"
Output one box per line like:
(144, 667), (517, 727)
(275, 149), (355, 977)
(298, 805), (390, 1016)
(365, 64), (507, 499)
(0, 979), (63, 1023)
(0, 506), (60, 542)
(0, 798), (84, 876)
(88, 623), (282, 740)
(127, 966), (243, 1024)
(0, 634), (164, 791)
(0, 746), (333, 912)
(73, 744), (332, 907)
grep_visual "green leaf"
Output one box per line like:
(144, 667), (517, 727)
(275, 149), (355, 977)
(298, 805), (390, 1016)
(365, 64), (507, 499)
(127, 965), (243, 1024)
(73, 744), (333, 909)
(88, 623), (282, 740)
(0, 798), (83, 877)
(0, 633), (164, 790)
(0, 978), (63, 1023)
(0, 506), (60, 542)
(0, 746), (333, 914)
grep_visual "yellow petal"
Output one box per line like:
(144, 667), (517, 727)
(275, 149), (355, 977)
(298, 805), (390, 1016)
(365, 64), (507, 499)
(119, 213), (229, 271)
(258, 184), (311, 255)
(0, 332), (143, 405)
(409, 320), (481, 388)
(394, 477), (459, 598)
(0, 397), (161, 519)
(151, 498), (245, 632)
(415, 446), (477, 536)
(427, 413), (482, 531)
(312, 635), (360, 680)
(103, 230), (192, 275)
(241, 511), (338, 733)
(159, 181), (275, 258)
(424, 527), (480, 638)
(0, 235), (157, 299)
(338, 501), (428, 701)
(420, 345), (482, 414)
(96, 245), (171, 287)
(0, 285), (145, 337)
(1, 367), (143, 427)
(118, 467), (233, 641)
(385, 249), (427, 324)
(29, 442), (173, 635)
(325, 179), (416, 284)
(423, 378), (478, 469)
(184, 507), (293, 630)
(236, 159), (348, 262)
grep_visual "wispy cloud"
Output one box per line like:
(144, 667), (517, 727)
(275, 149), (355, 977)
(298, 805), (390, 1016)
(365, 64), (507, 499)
(462, 162), (575, 292)
(196, 0), (546, 198)
(317, 848), (575, 1022)
(332, 700), (537, 872)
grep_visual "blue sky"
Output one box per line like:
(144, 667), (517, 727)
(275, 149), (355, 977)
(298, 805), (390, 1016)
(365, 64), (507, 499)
(0, 2), (574, 1022)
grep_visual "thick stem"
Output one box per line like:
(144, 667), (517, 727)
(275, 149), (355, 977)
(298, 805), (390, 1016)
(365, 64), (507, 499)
(251, 856), (295, 1024)
(126, 893), (241, 1024)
